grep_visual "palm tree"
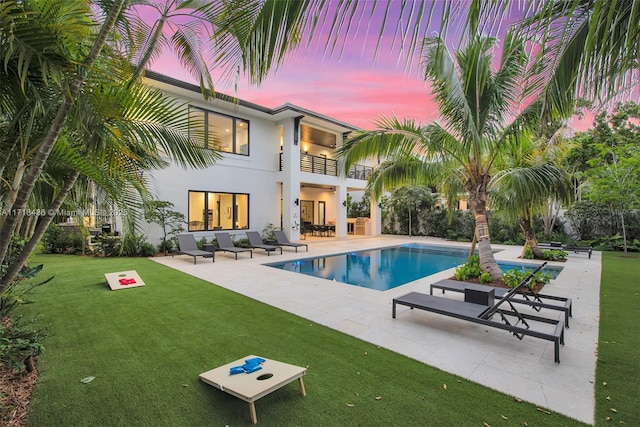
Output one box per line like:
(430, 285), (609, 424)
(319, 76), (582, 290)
(0, 0), (512, 272)
(0, 51), (222, 288)
(0, 0), (127, 277)
(443, 0), (640, 107)
(339, 30), (540, 281)
(521, 0), (640, 104)
(121, 0), (319, 91)
(0, 0), (337, 285)
(490, 132), (574, 259)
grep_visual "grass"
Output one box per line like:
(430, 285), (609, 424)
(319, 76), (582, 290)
(16, 254), (598, 426)
(594, 252), (640, 426)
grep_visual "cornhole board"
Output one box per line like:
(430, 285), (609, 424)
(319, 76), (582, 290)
(199, 355), (306, 424)
(104, 270), (145, 290)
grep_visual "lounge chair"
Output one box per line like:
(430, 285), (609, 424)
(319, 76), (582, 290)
(174, 234), (215, 264)
(392, 262), (566, 363)
(273, 230), (308, 252)
(429, 279), (572, 327)
(564, 244), (593, 258)
(214, 232), (253, 260)
(538, 242), (592, 258)
(246, 231), (282, 256)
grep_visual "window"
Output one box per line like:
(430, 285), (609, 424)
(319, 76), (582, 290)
(189, 106), (249, 155)
(188, 191), (249, 231)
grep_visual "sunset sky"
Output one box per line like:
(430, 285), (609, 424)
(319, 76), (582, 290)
(146, 3), (597, 131)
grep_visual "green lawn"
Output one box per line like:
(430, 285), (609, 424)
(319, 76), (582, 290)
(594, 252), (640, 425)
(15, 253), (628, 426)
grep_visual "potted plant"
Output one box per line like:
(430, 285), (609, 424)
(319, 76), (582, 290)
(262, 223), (278, 245)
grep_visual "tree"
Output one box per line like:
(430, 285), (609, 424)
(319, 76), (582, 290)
(339, 28), (542, 281)
(0, 0), (128, 286)
(0, 0), (343, 289)
(438, 1), (640, 106)
(584, 103), (640, 255)
(521, 0), (640, 104)
(144, 201), (186, 255)
(386, 186), (436, 237)
(490, 133), (573, 258)
(1, 21), (223, 287)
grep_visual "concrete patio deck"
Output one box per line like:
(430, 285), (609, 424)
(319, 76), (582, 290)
(152, 236), (600, 424)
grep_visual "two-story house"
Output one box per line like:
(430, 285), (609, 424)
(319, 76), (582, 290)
(144, 71), (382, 244)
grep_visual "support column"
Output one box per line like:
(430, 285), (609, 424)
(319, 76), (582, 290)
(370, 200), (382, 236)
(335, 186), (348, 239)
(280, 118), (302, 241)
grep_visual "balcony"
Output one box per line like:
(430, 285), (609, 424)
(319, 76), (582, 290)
(279, 153), (373, 180)
(300, 153), (337, 176)
(347, 164), (373, 180)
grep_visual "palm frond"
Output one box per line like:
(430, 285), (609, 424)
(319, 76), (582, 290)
(337, 116), (428, 174)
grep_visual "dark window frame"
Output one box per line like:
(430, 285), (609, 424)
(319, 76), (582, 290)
(188, 106), (250, 156)
(188, 190), (250, 232)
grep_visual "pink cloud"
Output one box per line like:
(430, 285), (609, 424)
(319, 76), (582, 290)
(144, 4), (632, 133)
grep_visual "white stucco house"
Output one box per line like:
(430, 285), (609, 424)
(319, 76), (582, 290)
(143, 71), (382, 244)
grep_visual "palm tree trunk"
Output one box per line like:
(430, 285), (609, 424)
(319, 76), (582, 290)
(543, 199), (561, 235)
(0, 0), (126, 278)
(1, 171), (80, 292)
(0, 160), (26, 224)
(468, 234), (477, 259)
(468, 184), (502, 281)
(520, 219), (544, 259)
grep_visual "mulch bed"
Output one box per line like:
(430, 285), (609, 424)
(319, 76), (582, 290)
(0, 362), (37, 427)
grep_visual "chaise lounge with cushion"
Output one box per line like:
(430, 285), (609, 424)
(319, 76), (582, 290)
(246, 231), (282, 256)
(273, 230), (308, 252)
(174, 234), (215, 264)
(392, 262), (566, 363)
(214, 232), (253, 260)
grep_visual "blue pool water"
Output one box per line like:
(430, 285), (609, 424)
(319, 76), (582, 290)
(500, 261), (562, 279)
(267, 243), (562, 291)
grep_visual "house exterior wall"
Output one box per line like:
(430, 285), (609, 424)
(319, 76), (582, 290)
(142, 72), (380, 245)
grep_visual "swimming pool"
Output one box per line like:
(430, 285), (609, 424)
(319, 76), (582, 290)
(267, 243), (562, 291)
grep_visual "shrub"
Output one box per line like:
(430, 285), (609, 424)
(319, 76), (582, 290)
(487, 214), (524, 244)
(120, 234), (147, 256)
(454, 256), (482, 280)
(523, 246), (534, 259)
(503, 269), (528, 288)
(503, 269), (551, 288)
(542, 249), (567, 261)
(592, 234), (640, 252)
(478, 271), (492, 284)
(261, 223), (278, 241)
(94, 235), (122, 257)
(42, 224), (84, 254)
(197, 237), (208, 250)
(565, 200), (614, 240)
(454, 266), (470, 281)
(139, 242), (156, 257)
(157, 238), (174, 254)
(0, 318), (46, 371)
(0, 264), (53, 318)
(144, 200), (186, 256)
(41, 224), (62, 254)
